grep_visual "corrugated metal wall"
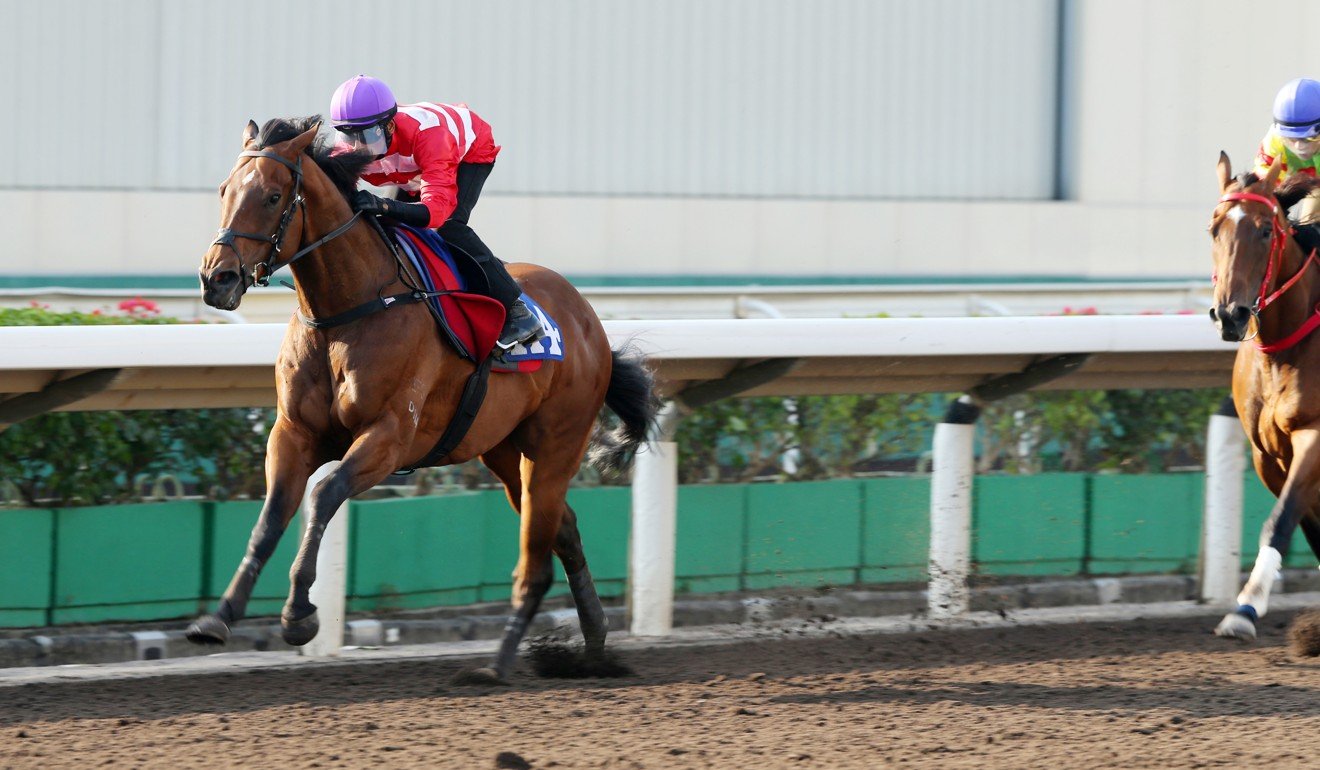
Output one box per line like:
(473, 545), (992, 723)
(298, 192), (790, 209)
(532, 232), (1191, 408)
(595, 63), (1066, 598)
(1, 0), (1059, 199)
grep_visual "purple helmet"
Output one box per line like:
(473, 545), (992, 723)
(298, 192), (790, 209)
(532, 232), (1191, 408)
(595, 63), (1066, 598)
(1273, 78), (1320, 138)
(330, 75), (397, 128)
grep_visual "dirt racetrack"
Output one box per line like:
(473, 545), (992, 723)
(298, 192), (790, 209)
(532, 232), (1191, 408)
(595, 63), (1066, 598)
(3, 610), (1320, 769)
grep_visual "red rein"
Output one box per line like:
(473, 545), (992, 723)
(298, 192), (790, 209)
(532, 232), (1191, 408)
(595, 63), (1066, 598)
(1218, 191), (1320, 353)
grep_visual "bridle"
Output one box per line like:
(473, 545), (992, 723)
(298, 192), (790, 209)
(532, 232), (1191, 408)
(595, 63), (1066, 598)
(210, 150), (360, 288)
(1217, 190), (1320, 352)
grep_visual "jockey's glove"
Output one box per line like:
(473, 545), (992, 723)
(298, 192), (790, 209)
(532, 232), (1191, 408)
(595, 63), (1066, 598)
(350, 190), (431, 228)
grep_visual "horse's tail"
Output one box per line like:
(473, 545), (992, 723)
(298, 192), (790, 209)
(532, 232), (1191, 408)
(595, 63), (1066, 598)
(588, 344), (662, 474)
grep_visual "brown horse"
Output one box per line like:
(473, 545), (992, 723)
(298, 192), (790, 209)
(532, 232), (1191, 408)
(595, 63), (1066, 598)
(191, 116), (658, 682)
(1209, 152), (1320, 639)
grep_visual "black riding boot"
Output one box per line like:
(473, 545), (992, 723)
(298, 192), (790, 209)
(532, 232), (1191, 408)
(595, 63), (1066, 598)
(436, 220), (543, 351)
(498, 299), (544, 351)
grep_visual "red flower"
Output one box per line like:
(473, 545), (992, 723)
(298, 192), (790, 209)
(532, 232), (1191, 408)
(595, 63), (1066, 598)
(117, 297), (161, 315)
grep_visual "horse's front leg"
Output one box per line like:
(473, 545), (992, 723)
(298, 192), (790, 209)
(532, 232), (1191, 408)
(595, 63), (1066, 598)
(187, 420), (318, 645)
(280, 421), (403, 646)
(1217, 427), (1320, 639)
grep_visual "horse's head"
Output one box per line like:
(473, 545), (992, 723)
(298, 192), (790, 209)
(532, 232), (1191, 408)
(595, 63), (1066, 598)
(1206, 151), (1320, 341)
(199, 118), (321, 310)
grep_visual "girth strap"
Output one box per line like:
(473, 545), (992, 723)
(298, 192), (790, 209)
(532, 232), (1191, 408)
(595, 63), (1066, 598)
(394, 355), (495, 474)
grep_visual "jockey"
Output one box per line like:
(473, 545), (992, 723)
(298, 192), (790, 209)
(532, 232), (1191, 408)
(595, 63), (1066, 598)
(1254, 77), (1320, 224)
(329, 74), (542, 351)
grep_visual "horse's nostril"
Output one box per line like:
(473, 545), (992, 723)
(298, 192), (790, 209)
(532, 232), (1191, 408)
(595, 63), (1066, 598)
(1208, 308), (1217, 322)
(212, 270), (239, 288)
(1232, 305), (1251, 324)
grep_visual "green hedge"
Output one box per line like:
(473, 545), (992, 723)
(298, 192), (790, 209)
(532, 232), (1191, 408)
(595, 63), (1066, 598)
(1, 305), (273, 505)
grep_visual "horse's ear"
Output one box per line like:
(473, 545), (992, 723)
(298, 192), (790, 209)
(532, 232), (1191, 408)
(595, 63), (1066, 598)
(288, 123), (320, 155)
(242, 120), (259, 148)
(1217, 151), (1232, 192)
(1264, 153), (1285, 189)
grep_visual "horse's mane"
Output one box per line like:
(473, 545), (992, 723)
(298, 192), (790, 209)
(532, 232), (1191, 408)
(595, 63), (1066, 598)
(1276, 173), (1320, 202)
(254, 116), (372, 200)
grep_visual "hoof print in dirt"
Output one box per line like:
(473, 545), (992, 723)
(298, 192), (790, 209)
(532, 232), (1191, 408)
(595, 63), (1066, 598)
(453, 667), (511, 686)
(527, 633), (634, 679)
(494, 751), (532, 770)
(1288, 609), (1320, 657)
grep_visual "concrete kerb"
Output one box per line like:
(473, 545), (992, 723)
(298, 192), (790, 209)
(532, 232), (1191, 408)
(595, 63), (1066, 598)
(3, 571), (1320, 673)
(6, 589), (1320, 689)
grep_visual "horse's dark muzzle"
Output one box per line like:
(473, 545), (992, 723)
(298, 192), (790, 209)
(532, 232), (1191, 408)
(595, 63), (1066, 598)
(200, 267), (243, 311)
(1211, 303), (1252, 342)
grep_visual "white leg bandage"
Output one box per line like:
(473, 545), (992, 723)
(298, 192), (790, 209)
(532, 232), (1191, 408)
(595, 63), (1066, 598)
(1236, 546), (1283, 616)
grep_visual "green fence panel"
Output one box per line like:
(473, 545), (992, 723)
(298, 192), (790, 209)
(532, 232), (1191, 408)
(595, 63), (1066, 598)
(1241, 470), (1316, 569)
(206, 500), (300, 617)
(0, 508), (54, 627)
(349, 495), (488, 611)
(676, 484), (747, 594)
(53, 502), (206, 624)
(478, 490), (521, 603)
(861, 476), (931, 584)
(477, 486), (632, 602)
(1089, 474), (1201, 574)
(568, 487), (631, 598)
(973, 474), (1087, 576)
(745, 480), (862, 590)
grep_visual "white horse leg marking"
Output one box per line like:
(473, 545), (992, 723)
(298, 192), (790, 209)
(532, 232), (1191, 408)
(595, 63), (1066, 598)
(1216, 545), (1282, 638)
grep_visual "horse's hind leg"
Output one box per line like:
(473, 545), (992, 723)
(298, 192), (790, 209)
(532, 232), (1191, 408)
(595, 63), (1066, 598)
(1218, 429), (1320, 639)
(1300, 514), (1320, 567)
(481, 442), (609, 659)
(187, 421), (317, 645)
(469, 445), (587, 682)
(554, 505), (609, 656)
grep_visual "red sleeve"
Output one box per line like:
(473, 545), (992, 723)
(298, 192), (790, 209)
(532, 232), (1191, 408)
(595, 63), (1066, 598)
(1255, 146), (1276, 174)
(411, 125), (461, 228)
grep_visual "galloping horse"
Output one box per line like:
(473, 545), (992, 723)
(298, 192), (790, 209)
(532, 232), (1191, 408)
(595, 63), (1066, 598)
(1209, 152), (1320, 639)
(191, 116), (658, 682)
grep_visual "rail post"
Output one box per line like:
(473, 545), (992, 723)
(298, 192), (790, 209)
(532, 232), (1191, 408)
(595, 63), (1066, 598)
(628, 402), (681, 636)
(1201, 397), (1245, 607)
(300, 461), (350, 657)
(928, 396), (981, 619)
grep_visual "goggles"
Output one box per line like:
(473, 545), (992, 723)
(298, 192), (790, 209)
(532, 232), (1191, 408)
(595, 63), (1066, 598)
(335, 121), (389, 158)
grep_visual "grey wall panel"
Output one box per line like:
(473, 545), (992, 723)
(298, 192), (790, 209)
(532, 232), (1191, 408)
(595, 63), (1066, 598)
(1, 0), (1059, 200)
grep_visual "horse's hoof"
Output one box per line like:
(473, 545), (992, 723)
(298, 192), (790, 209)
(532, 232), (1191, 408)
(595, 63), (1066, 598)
(186, 615), (230, 646)
(1215, 612), (1257, 640)
(281, 610), (320, 646)
(452, 666), (509, 686)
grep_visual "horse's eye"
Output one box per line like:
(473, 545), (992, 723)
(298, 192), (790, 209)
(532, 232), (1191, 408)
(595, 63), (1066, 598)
(267, 193), (282, 206)
(1260, 225), (1273, 240)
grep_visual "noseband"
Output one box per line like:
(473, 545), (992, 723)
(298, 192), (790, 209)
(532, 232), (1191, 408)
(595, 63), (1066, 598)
(1218, 190), (1320, 352)
(211, 150), (361, 288)
(211, 150), (306, 288)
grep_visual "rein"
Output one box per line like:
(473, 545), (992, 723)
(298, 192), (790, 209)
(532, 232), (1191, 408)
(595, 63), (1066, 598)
(214, 149), (438, 331)
(211, 150), (362, 288)
(1218, 191), (1320, 353)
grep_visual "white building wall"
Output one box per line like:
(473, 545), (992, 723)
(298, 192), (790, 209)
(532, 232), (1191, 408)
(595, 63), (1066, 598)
(3, 0), (1058, 199)
(0, 0), (1309, 280)
(1066, 0), (1320, 206)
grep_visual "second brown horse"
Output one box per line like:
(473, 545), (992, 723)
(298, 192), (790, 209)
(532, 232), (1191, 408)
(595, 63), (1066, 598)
(1209, 151), (1320, 639)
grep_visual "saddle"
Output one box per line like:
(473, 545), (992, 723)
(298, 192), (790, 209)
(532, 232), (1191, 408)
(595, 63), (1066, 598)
(388, 223), (564, 373)
(382, 223), (566, 473)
